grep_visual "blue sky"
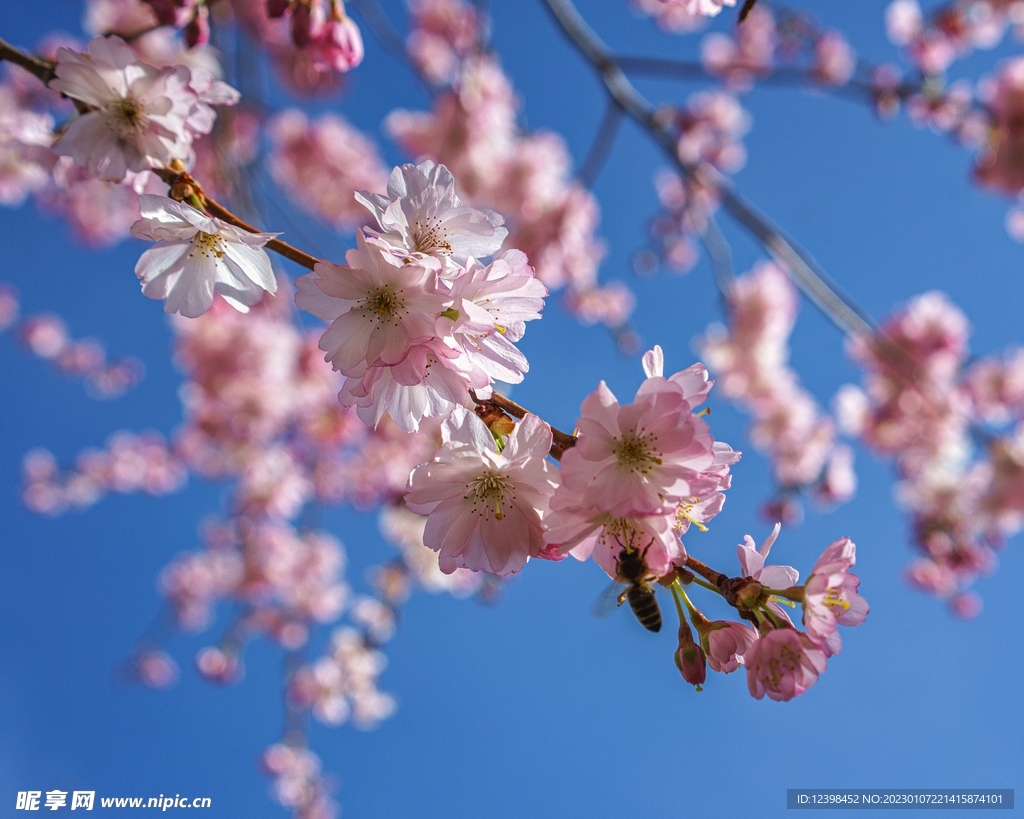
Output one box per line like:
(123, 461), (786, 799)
(1, 0), (1022, 817)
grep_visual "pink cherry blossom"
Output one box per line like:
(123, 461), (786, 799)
(700, 5), (776, 90)
(737, 523), (799, 590)
(355, 160), (508, 272)
(812, 31), (856, 86)
(0, 82), (54, 206)
(131, 194), (279, 317)
(335, 338), (486, 432)
(49, 36), (203, 180)
(378, 505), (484, 598)
(547, 504), (685, 581)
(802, 537), (869, 657)
(289, 627), (394, 728)
(405, 408), (560, 575)
(745, 628), (827, 702)
(442, 249), (548, 384)
(557, 371), (720, 520)
(407, 0), (482, 86)
(297, 233), (446, 376)
(699, 262), (851, 506)
(385, 55), (631, 329)
(699, 620), (758, 673)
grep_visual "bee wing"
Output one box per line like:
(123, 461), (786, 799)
(591, 582), (625, 618)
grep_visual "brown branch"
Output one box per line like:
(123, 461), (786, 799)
(0, 35), (55, 83)
(0, 36), (319, 270)
(682, 554), (728, 589)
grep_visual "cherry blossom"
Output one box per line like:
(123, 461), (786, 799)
(355, 160), (508, 272)
(131, 194), (279, 317)
(696, 619), (758, 674)
(802, 536), (869, 657)
(267, 109), (388, 228)
(745, 627), (827, 702)
(405, 408), (560, 575)
(296, 233), (446, 377)
(442, 249), (548, 384)
(49, 36), (223, 181)
(699, 262), (851, 510)
(737, 523), (799, 590)
(557, 377), (722, 519)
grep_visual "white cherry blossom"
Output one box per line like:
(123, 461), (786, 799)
(49, 36), (236, 181)
(131, 194), (278, 317)
(442, 249), (547, 384)
(355, 160), (507, 272)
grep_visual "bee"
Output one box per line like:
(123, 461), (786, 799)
(614, 545), (662, 633)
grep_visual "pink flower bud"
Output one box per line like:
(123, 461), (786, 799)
(674, 622), (707, 689)
(321, 15), (364, 72)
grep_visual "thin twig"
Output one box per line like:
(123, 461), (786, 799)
(347, 0), (413, 66)
(540, 0), (877, 340)
(576, 101), (624, 187)
(697, 208), (736, 302)
(614, 55), (878, 103)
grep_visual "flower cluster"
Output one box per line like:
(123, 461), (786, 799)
(262, 743), (338, 819)
(387, 24), (633, 329)
(545, 346), (738, 580)
(699, 262), (855, 516)
(267, 109), (388, 229)
(404, 346), (738, 581)
(0, 27), (238, 246)
(0, 287), (144, 397)
(835, 291), (1024, 614)
(674, 525), (868, 701)
(288, 627), (396, 728)
(298, 160), (547, 432)
(407, 0), (483, 86)
(22, 432), (184, 515)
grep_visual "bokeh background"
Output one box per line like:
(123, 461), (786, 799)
(2, 0), (1022, 816)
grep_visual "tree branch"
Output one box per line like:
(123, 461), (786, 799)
(0, 35), (55, 83)
(540, 0), (877, 340)
(576, 100), (623, 187)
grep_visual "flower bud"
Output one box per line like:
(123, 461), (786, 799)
(674, 621), (706, 690)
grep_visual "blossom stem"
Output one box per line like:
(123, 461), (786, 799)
(682, 554), (728, 590)
(762, 585), (805, 603)
(687, 574), (720, 595)
(669, 581), (687, 623)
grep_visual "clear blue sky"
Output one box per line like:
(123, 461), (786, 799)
(1, 1), (1022, 817)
